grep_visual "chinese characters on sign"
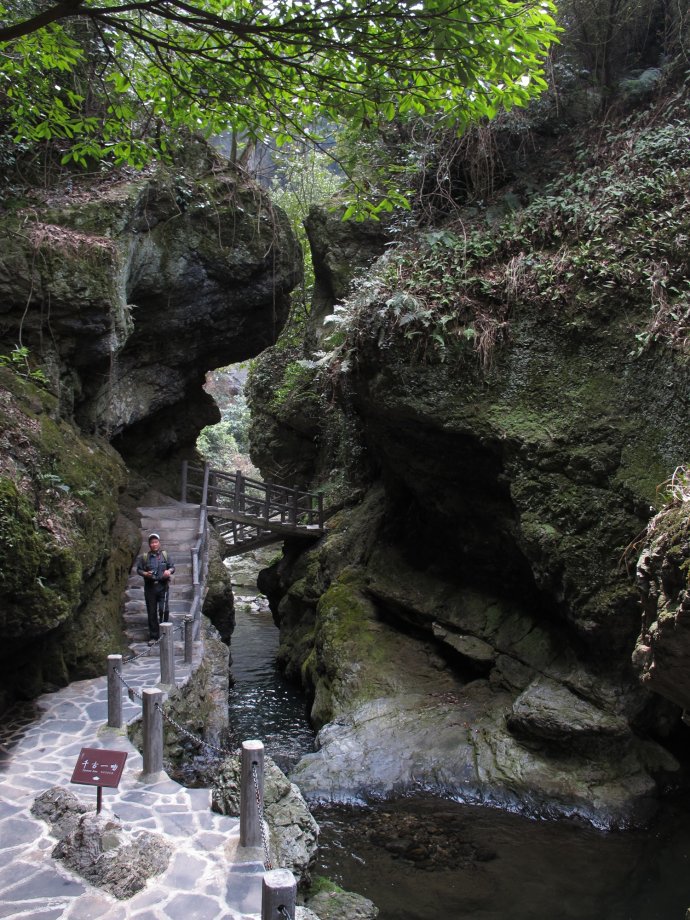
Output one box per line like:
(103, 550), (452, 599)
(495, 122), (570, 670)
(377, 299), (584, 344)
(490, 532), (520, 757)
(71, 747), (128, 788)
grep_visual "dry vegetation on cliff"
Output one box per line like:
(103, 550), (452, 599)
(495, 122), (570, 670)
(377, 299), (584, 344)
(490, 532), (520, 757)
(320, 88), (690, 375)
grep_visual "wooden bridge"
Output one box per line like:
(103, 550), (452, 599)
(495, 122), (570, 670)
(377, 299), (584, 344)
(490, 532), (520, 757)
(181, 461), (325, 557)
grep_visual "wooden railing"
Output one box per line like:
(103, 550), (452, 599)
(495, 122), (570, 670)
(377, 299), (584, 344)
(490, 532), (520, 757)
(181, 462), (324, 555)
(187, 463), (210, 637)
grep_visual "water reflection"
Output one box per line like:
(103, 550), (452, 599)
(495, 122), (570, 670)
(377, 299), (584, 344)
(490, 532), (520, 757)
(314, 794), (690, 920)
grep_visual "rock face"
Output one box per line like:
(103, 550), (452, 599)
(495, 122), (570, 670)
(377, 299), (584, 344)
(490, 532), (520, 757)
(0, 152), (301, 472)
(275, 497), (678, 829)
(0, 367), (136, 708)
(0, 152), (300, 709)
(250, 94), (690, 827)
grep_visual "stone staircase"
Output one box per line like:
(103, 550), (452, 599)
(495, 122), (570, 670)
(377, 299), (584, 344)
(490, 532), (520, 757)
(124, 502), (202, 642)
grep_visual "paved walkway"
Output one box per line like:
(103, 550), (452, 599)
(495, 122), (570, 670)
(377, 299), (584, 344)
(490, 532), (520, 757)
(0, 505), (266, 919)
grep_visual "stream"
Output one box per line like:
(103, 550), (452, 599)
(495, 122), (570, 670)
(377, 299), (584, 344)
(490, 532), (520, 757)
(227, 568), (690, 920)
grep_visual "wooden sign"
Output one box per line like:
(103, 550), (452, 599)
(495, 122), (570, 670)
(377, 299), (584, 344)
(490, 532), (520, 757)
(71, 747), (127, 788)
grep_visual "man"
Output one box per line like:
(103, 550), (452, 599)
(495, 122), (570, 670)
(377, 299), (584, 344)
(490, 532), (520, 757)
(136, 533), (175, 642)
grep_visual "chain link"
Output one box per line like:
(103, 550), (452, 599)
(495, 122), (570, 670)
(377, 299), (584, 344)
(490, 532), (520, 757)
(122, 636), (162, 663)
(113, 667), (143, 701)
(252, 762), (273, 871)
(278, 907), (293, 920)
(154, 702), (238, 759)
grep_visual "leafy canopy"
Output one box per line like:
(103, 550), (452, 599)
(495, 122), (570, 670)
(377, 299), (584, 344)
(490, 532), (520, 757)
(0, 0), (558, 187)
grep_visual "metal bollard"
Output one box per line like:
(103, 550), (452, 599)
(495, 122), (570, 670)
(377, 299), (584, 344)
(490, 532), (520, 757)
(107, 654), (123, 728)
(184, 615), (193, 664)
(240, 739), (264, 847)
(160, 622), (175, 687)
(262, 869), (296, 920)
(142, 687), (163, 776)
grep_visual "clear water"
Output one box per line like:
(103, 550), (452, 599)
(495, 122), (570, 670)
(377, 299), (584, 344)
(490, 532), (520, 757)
(227, 596), (690, 920)
(313, 794), (690, 920)
(227, 599), (316, 772)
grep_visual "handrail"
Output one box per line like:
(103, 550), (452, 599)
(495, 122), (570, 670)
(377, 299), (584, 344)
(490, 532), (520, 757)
(186, 462), (210, 639)
(181, 462), (325, 533)
(181, 460), (324, 559)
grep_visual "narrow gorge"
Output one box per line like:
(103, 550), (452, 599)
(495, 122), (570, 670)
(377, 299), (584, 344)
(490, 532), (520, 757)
(0, 26), (689, 920)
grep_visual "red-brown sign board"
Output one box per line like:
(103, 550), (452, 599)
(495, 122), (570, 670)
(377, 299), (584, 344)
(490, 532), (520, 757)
(71, 748), (128, 788)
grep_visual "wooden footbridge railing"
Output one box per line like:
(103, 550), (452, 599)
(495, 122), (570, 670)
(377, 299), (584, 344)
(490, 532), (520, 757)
(181, 461), (325, 556)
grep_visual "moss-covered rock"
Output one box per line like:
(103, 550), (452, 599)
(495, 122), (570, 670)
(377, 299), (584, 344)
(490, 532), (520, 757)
(0, 366), (131, 707)
(202, 530), (235, 643)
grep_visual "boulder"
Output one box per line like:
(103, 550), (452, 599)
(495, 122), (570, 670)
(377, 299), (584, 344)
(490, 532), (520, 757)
(506, 676), (632, 751)
(291, 682), (677, 829)
(211, 753), (319, 885)
(52, 813), (171, 899)
(31, 786), (89, 839)
(33, 787), (171, 899)
(306, 889), (379, 920)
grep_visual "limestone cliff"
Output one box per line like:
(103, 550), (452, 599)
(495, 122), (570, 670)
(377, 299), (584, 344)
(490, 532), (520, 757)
(250, 84), (690, 826)
(0, 151), (301, 473)
(0, 152), (300, 710)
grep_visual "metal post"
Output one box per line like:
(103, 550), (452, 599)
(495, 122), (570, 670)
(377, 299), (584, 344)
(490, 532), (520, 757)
(262, 869), (297, 920)
(142, 687), (164, 776)
(184, 615), (193, 664)
(181, 460), (188, 502)
(160, 622), (175, 687)
(318, 491), (324, 528)
(107, 654), (123, 728)
(240, 739), (264, 847)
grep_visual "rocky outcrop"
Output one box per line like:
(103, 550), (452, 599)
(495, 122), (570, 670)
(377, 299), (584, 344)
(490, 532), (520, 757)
(0, 152), (300, 709)
(267, 496), (678, 829)
(251, 94), (690, 826)
(33, 786), (171, 899)
(0, 367), (136, 709)
(211, 753), (319, 886)
(202, 529), (236, 643)
(0, 151), (301, 473)
(633, 484), (690, 712)
(305, 888), (379, 920)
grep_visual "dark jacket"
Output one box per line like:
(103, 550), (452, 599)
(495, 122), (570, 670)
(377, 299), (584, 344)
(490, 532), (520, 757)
(137, 549), (175, 583)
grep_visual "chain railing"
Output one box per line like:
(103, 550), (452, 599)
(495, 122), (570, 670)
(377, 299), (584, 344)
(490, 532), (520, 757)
(154, 702), (238, 760)
(252, 761), (273, 870)
(106, 643), (300, 920)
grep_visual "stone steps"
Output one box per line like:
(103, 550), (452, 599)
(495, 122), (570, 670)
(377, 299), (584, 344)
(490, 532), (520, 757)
(125, 504), (205, 640)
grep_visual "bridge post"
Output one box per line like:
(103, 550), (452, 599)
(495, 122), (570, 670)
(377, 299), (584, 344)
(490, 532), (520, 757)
(234, 469), (245, 513)
(202, 462), (210, 508)
(184, 615), (194, 664)
(107, 654), (123, 728)
(263, 481), (271, 524)
(181, 460), (188, 502)
(142, 688), (164, 777)
(160, 623), (175, 687)
(240, 739), (264, 847)
(262, 869), (296, 920)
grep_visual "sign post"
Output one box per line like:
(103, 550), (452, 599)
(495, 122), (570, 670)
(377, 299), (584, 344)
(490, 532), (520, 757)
(71, 747), (128, 814)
